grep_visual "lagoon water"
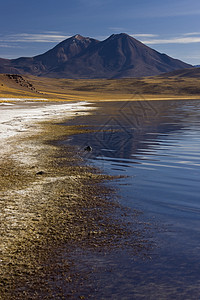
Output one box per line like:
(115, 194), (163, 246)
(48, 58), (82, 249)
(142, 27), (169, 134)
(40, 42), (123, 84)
(60, 100), (200, 299)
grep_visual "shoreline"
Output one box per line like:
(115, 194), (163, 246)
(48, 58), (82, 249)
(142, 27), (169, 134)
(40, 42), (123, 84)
(0, 100), (93, 157)
(90, 96), (200, 101)
(1, 95), (200, 103)
(0, 100), (151, 298)
(0, 100), (93, 139)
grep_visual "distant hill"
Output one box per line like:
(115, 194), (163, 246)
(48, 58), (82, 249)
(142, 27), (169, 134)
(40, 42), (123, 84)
(0, 33), (192, 79)
(160, 67), (200, 78)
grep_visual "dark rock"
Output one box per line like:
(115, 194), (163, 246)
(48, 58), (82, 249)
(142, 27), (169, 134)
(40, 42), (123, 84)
(84, 146), (92, 152)
(36, 171), (45, 175)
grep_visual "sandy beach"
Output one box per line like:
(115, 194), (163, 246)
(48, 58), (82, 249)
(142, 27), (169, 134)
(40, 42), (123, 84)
(0, 99), (147, 299)
(0, 99), (98, 298)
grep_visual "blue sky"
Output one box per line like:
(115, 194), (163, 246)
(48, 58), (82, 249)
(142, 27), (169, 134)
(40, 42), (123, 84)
(1, 0), (200, 65)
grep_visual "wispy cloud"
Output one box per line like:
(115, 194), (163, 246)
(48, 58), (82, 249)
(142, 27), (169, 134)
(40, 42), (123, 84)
(141, 36), (200, 44)
(0, 33), (71, 43)
(2, 32), (200, 47)
(130, 34), (158, 38)
(0, 44), (23, 48)
(183, 32), (200, 36)
(41, 31), (66, 34)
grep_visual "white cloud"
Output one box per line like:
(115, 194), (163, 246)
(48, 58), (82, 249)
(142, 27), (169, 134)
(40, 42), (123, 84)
(2, 32), (200, 47)
(183, 32), (200, 36)
(0, 33), (71, 43)
(141, 36), (200, 44)
(130, 34), (158, 38)
(0, 44), (23, 48)
(41, 31), (66, 34)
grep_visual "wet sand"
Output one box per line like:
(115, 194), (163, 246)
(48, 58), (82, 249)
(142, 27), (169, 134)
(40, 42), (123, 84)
(0, 100), (152, 299)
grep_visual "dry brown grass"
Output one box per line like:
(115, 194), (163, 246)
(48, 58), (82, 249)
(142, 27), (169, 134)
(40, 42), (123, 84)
(1, 74), (200, 102)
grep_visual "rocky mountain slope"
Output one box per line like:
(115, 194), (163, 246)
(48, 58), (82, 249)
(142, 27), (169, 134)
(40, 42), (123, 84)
(0, 33), (192, 79)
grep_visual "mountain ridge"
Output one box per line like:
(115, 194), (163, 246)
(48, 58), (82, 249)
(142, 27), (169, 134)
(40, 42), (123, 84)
(0, 33), (192, 79)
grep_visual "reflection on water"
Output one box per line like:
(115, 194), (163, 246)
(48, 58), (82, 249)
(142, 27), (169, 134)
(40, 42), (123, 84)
(60, 100), (200, 298)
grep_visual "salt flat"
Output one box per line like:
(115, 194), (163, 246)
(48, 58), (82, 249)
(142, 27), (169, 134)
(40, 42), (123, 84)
(0, 100), (93, 156)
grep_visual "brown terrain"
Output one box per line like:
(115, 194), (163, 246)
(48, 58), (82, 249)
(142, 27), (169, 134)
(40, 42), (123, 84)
(1, 71), (200, 101)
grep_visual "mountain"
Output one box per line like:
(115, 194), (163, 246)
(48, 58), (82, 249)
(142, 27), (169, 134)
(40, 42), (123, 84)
(7, 35), (99, 77)
(0, 33), (192, 79)
(0, 58), (20, 74)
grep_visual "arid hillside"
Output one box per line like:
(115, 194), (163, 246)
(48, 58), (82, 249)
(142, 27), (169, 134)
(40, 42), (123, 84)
(1, 73), (200, 101)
